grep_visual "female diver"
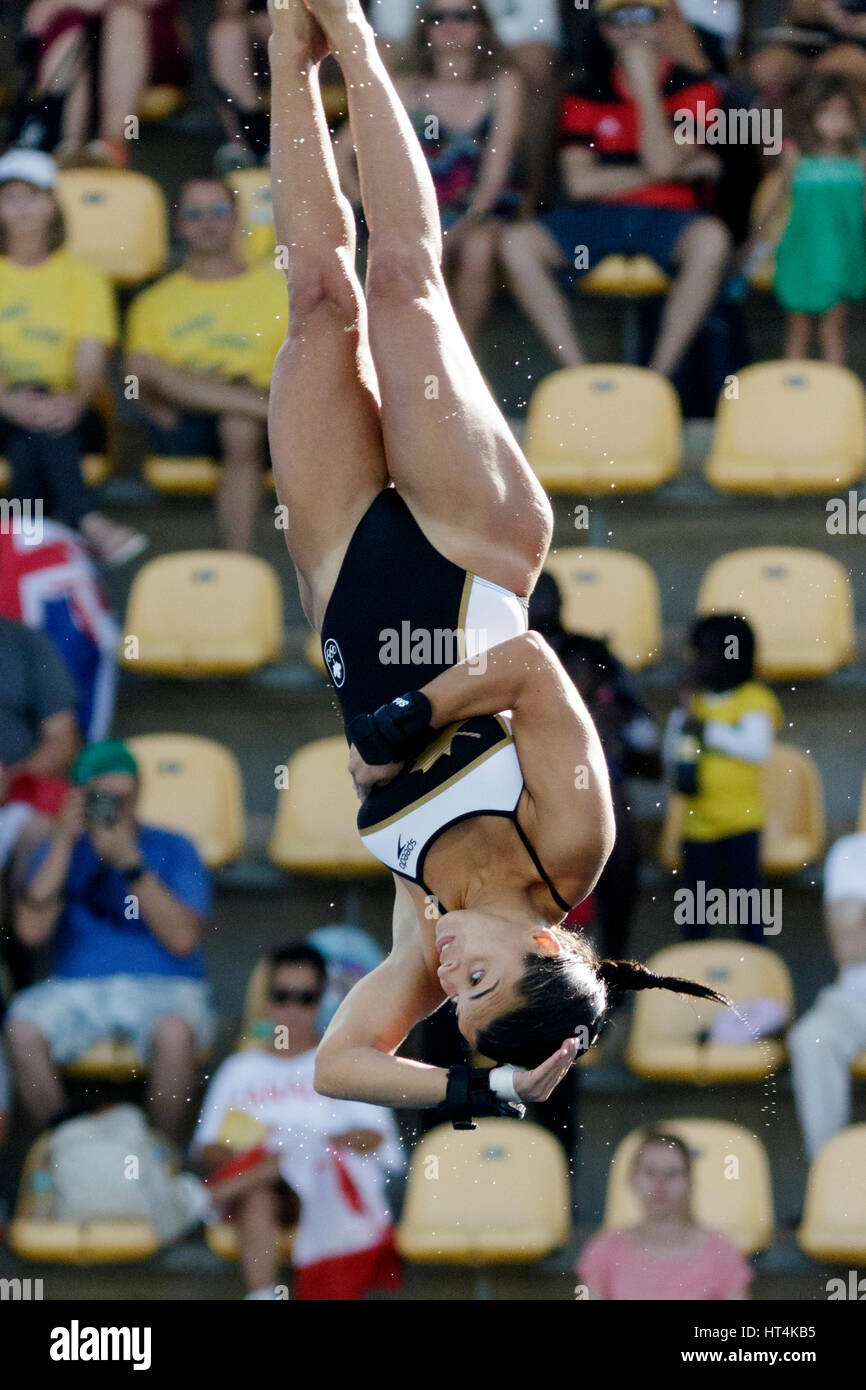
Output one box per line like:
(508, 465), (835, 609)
(266, 0), (727, 1127)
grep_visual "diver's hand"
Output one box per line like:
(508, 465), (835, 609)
(512, 1037), (579, 1102)
(348, 744), (404, 801)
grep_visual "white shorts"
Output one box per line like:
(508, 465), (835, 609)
(369, 0), (562, 48)
(6, 974), (216, 1065)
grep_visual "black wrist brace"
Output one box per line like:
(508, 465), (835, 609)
(347, 690), (434, 766)
(432, 1065), (526, 1131)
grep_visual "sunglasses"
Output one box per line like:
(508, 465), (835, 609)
(181, 204), (234, 220)
(428, 9), (480, 23)
(604, 6), (662, 24)
(269, 987), (322, 1006)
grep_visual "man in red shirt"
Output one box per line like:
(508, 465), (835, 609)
(501, 0), (732, 377)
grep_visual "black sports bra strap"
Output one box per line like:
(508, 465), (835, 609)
(511, 816), (575, 916)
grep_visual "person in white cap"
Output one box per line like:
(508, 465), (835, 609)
(0, 148), (146, 565)
(788, 832), (866, 1159)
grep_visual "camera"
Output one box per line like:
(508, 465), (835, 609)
(84, 789), (125, 827)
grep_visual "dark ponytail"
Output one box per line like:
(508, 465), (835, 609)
(475, 937), (732, 1070)
(597, 957), (732, 1008)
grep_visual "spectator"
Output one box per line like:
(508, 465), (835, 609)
(336, 0), (523, 342)
(746, 73), (866, 364)
(0, 614), (80, 876)
(500, 0), (731, 378)
(529, 574), (662, 961)
(750, 0), (866, 108)
(789, 833), (866, 1159)
(193, 943), (404, 1301)
(125, 177), (286, 552)
(0, 148), (146, 565)
(13, 0), (188, 165)
(663, 614), (783, 945)
(0, 519), (120, 745)
(5, 739), (214, 1142)
(368, 0), (562, 207)
(577, 1130), (753, 1299)
(208, 0), (272, 172)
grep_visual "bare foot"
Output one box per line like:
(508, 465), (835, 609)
(267, 0), (330, 65)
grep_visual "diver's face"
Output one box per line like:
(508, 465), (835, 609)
(435, 911), (558, 1046)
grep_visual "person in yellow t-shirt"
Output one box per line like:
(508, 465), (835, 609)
(665, 614), (784, 944)
(0, 148), (145, 565)
(126, 177), (287, 551)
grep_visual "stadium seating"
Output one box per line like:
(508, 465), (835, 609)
(126, 734), (246, 868)
(747, 170), (789, 293)
(227, 168), (277, 266)
(798, 1125), (866, 1262)
(624, 942), (793, 1083)
(705, 361), (866, 495)
(304, 630), (328, 677)
(602, 1118), (774, 1255)
(658, 743), (827, 876)
(542, 547), (662, 668)
(56, 169), (169, 286)
(122, 550), (285, 676)
(268, 736), (387, 877)
(696, 548), (856, 680)
(524, 365), (682, 493)
(8, 1133), (160, 1263)
(143, 456), (276, 495)
(579, 255), (670, 298)
(397, 1119), (570, 1263)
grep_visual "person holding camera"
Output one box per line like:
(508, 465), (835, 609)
(5, 739), (214, 1142)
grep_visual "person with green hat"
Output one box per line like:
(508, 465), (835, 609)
(5, 739), (215, 1143)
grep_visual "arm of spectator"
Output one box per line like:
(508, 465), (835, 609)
(198, 1144), (283, 1202)
(618, 40), (698, 180)
(700, 710), (774, 763)
(1, 710), (79, 793)
(328, 1128), (384, 1152)
(126, 351), (269, 420)
(464, 68), (524, 219)
(130, 872), (205, 957)
(14, 793), (84, 947)
(561, 146), (656, 201)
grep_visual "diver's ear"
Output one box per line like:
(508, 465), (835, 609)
(532, 929), (561, 956)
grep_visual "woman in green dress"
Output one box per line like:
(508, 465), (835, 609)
(756, 73), (866, 362)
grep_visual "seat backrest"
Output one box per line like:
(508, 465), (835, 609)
(400, 1119), (570, 1243)
(227, 168), (276, 265)
(57, 169), (168, 285)
(603, 1118), (774, 1253)
(697, 547), (855, 676)
(124, 550), (284, 675)
(630, 942), (793, 1045)
(126, 734), (246, 867)
(762, 743), (825, 846)
(269, 736), (385, 874)
(525, 364), (681, 465)
(713, 360), (866, 461)
(802, 1125), (866, 1227)
(543, 548), (662, 668)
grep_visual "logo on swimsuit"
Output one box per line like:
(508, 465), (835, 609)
(323, 638), (346, 687)
(397, 834), (417, 870)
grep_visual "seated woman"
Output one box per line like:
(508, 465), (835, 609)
(335, 0), (524, 342)
(577, 1130), (753, 1300)
(266, 0), (727, 1128)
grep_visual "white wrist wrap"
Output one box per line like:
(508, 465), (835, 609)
(489, 1065), (521, 1104)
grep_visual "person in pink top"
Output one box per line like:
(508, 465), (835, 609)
(577, 1131), (753, 1301)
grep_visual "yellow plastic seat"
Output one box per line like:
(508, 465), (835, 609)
(525, 365), (681, 493)
(542, 548), (662, 668)
(603, 1118), (773, 1255)
(56, 168), (169, 285)
(227, 168), (276, 266)
(697, 547), (856, 680)
(625, 942), (793, 1083)
(143, 455), (222, 495)
(397, 1119), (570, 1263)
(304, 630), (327, 676)
(706, 361), (866, 495)
(268, 736), (387, 877)
(580, 254), (670, 297)
(659, 742), (826, 876)
(206, 1221), (295, 1264)
(122, 550), (284, 676)
(63, 1039), (147, 1081)
(7, 1134), (160, 1263)
(125, 734), (246, 867)
(852, 1051), (866, 1079)
(858, 772), (866, 832)
(140, 84), (186, 122)
(798, 1124), (866, 1261)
